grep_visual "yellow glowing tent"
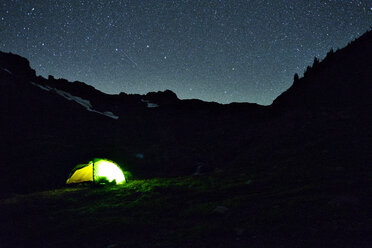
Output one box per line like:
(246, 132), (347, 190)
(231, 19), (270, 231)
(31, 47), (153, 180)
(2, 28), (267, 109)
(66, 159), (126, 185)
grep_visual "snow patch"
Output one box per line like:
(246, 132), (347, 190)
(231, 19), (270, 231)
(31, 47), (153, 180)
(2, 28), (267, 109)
(54, 89), (119, 119)
(102, 111), (119, 119)
(55, 89), (91, 108)
(30, 82), (119, 120)
(141, 99), (159, 108)
(30, 82), (51, 91)
(147, 102), (159, 108)
(0, 67), (12, 74)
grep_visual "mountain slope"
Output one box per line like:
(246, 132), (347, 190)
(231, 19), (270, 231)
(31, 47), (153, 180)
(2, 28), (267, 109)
(273, 30), (372, 111)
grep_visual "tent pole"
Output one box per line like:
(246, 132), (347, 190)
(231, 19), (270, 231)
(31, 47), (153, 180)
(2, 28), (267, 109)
(92, 160), (95, 185)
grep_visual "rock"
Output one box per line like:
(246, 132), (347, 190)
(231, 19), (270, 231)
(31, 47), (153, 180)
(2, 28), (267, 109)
(135, 153), (145, 159)
(235, 228), (245, 236)
(212, 206), (229, 214)
(328, 195), (360, 208)
(193, 165), (203, 175)
(245, 179), (253, 184)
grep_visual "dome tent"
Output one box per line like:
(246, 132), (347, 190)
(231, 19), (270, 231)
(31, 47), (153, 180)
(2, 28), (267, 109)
(66, 158), (126, 185)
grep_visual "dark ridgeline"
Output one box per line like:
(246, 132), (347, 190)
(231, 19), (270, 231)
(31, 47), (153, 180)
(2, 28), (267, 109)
(0, 29), (371, 197)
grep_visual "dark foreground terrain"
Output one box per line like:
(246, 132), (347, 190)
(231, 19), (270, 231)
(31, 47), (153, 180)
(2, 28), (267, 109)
(1, 171), (371, 248)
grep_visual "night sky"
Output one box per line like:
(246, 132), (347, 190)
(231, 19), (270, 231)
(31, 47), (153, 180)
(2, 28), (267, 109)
(1, 1), (371, 104)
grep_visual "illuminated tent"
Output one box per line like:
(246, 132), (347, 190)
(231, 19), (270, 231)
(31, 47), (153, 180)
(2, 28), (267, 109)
(66, 159), (126, 185)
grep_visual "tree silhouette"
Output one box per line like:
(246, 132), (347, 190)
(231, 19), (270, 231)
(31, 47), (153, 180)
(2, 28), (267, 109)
(313, 57), (320, 68)
(304, 65), (312, 77)
(293, 73), (299, 83)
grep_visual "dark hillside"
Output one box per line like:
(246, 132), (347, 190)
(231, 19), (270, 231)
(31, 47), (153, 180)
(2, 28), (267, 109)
(262, 30), (372, 185)
(273, 30), (372, 111)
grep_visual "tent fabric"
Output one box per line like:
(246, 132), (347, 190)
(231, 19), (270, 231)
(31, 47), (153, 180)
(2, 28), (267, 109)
(67, 163), (91, 178)
(66, 164), (93, 184)
(66, 159), (126, 185)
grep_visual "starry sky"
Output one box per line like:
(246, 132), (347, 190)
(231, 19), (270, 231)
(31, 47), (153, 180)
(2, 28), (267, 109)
(1, 1), (371, 104)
